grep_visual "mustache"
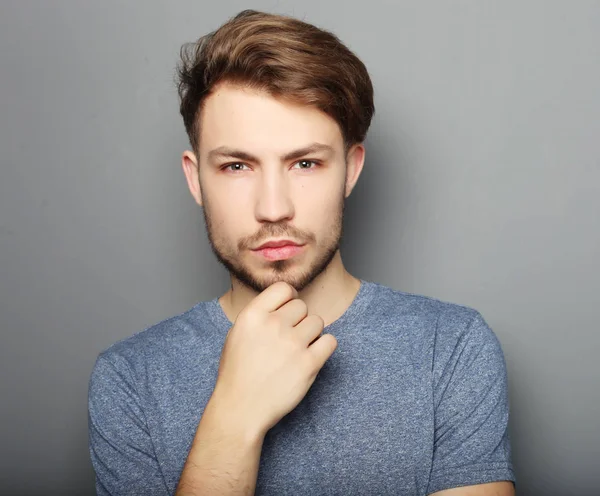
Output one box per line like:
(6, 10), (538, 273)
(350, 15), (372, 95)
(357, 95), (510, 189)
(238, 223), (315, 250)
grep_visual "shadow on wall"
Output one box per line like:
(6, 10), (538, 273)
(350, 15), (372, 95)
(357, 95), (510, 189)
(341, 122), (421, 284)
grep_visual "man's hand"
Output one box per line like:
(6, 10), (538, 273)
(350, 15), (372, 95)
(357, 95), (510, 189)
(210, 281), (338, 438)
(175, 282), (337, 495)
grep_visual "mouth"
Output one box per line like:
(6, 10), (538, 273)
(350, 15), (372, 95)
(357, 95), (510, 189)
(252, 239), (306, 261)
(255, 239), (302, 250)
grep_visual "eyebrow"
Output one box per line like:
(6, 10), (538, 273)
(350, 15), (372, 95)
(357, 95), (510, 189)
(206, 142), (336, 164)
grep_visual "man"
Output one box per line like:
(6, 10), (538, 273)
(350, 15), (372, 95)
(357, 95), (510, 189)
(88, 9), (515, 496)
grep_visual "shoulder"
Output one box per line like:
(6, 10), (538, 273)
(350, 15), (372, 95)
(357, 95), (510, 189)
(365, 281), (483, 332)
(92, 299), (218, 378)
(364, 281), (503, 369)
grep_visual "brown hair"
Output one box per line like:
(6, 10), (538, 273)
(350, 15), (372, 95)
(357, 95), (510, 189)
(177, 9), (375, 154)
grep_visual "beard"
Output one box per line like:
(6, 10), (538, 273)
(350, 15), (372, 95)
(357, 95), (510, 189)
(202, 196), (345, 293)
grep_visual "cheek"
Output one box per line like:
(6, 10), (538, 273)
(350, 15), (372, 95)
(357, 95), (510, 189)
(296, 168), (345, 201)
(297, 185), (344, 229)
(204, 182), (250, 227)
(216, 210), (247, 241)
(204, 196), (238, 240)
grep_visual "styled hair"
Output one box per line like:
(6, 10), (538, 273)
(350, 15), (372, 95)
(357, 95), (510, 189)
(177, 9), (375, 154)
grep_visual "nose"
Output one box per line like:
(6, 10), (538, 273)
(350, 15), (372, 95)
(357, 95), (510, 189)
(254, 168), (294, 223)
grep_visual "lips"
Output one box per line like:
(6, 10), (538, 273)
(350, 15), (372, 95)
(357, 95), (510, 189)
(252, 239), (306, 261)
(254, 239), (303, 250)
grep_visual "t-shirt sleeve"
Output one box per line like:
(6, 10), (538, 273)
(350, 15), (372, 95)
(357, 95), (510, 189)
(427, 310), (516, 494)
(88, 353), (170, 496)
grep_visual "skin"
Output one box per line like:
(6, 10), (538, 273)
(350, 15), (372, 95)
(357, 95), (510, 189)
(177, 82), (514, 496)
(182, 81), (364, 325)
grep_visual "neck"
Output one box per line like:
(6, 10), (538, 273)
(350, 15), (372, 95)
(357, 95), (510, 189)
(218, 251), (361, 327)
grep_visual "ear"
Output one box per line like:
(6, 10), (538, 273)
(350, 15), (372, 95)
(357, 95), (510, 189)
(181, 150), (203, 207)
(344, 143), (366, 198)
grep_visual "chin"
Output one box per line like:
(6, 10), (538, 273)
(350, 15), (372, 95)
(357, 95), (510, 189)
(235, 263), (316, 293)
(256, 268), (308, 289)
(217, 242), (339, 293)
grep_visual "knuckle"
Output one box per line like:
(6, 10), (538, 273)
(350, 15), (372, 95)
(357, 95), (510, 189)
(274, 281), (295, 299)
(294, 298), (308, 315)
(310, 314), (325, 328)
(324, 333), (337, 349)
(238, 306), (259, 325)
(266, 312), (282, 329)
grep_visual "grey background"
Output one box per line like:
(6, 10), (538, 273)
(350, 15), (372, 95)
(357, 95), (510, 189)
(1, 1), (598, 495)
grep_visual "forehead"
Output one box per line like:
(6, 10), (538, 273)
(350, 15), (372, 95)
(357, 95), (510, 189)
(198, 83), (343, 157)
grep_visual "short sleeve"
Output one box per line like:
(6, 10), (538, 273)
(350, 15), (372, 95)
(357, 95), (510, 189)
(427, 311), (516, 494)
(88, 353), (169, 496)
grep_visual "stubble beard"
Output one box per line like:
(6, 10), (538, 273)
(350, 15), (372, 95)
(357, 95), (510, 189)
(202, 197), (345, 293)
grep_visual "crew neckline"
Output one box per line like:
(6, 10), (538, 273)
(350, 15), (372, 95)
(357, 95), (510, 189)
(206, 279), (376, 332)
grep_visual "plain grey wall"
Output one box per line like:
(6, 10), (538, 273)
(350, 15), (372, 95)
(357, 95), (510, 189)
(1, 1), (599, 495)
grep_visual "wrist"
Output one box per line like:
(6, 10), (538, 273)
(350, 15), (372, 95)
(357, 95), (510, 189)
(201, 389), (266, 447)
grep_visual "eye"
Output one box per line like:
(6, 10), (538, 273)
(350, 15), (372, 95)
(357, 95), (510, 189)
(223, 163), (250, 172)
(291, 160), (319, 170)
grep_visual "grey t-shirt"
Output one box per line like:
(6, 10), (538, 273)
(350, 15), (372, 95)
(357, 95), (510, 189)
(88, 280), (515, 495)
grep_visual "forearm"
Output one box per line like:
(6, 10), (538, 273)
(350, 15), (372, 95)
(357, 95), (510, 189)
(176, 396), (265, 496)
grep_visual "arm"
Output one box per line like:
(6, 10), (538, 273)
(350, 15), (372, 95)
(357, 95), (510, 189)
(175, 394), (265, 496)
(176, 281), (336, 495)
(89, 283), (334, 495)
(88, 354), (170, 496)
(427, 310), (516, 495)
(430, 481), (514, 496)
(90, 350), (266, 496)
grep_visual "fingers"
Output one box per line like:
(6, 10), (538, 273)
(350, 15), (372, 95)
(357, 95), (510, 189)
(245, 283), (337, 375)
(275, 298), (308, 327)
(251, 281), (298, 313)
(294, 314), (325, 346)
(307, 333), (338, 373)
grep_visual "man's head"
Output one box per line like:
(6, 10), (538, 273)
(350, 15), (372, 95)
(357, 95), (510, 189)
(177, 10), (375, 292)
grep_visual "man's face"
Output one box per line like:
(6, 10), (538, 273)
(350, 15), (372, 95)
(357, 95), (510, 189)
(188, 83), (360, 292)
